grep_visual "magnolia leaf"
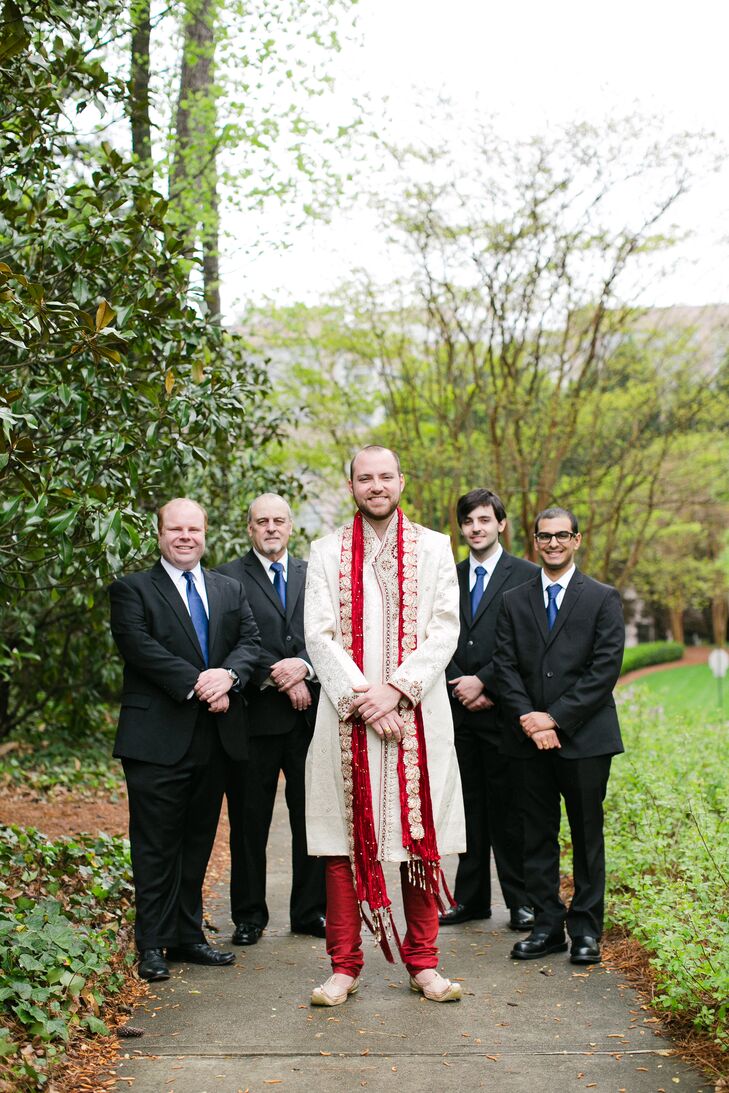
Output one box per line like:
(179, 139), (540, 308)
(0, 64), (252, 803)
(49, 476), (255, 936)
(95, 300), (115, 331)
(165, 369), (175, 395)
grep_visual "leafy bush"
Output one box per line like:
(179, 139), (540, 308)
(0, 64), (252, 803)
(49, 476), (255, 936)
(0, 825), (134, 1090)
(606, 689), (729, 1052)
(621, 640), (684, 674)
(0, 718), (123, 796)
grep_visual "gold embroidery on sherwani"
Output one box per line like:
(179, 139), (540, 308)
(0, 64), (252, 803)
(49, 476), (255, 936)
(338, 513), (429, 864)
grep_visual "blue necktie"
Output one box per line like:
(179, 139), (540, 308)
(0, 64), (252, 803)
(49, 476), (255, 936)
(183, 570), (209, 665)
(270, 561), (286, 608)
(546, 583), (561, 631)
(471, 565), (486, 618)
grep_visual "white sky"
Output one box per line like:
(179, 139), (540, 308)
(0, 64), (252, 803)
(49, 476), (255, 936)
(220, 0), (729, 319)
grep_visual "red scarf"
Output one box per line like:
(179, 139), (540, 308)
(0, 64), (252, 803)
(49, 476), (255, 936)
(338, 508), (451, 962)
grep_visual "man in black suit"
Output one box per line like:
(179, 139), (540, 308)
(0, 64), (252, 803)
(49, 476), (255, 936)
(494, 507), (625, 965)
(217, 494), (326, 946)
(109, 497), (261, 982)
(441, 488), (538, 930)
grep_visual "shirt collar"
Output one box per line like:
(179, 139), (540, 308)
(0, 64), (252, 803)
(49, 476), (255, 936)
(253, 547), (289, 576)
(160, 555), (203, 585)
(541, 563), (576, 592)
(469, 542), (503, 577)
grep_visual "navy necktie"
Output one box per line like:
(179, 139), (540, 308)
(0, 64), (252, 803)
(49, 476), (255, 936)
(270, 561), (286, 608)
(546, 583), (561, 631)
(183, 570), (209, 665)
(471, 565), (486, 618)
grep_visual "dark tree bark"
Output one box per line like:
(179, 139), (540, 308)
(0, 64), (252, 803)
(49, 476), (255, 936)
(130, 0), (152, 165)
(171, 0), (221, 317)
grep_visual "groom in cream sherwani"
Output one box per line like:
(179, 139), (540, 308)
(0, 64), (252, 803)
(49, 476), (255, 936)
(304, 445), (465, 1006)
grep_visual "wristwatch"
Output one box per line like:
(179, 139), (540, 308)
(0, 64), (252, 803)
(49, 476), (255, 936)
(225, 668), (239, 687)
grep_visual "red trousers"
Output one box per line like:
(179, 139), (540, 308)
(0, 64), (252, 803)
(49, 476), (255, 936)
(325, 855), (439, 977)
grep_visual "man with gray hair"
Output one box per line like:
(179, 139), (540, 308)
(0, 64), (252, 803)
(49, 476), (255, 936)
(217, 494), (326, 946)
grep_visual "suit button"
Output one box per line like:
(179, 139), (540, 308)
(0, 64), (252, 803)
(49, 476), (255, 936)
(286, 635), (293, 642)
(546, 671), (554, 678)
(467, 640), (474, 646)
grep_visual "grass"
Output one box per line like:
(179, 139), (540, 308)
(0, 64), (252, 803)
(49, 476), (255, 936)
(620, 662), (728, 718)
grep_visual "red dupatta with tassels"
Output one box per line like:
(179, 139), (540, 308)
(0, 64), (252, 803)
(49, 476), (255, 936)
(337, 508), (452, 962)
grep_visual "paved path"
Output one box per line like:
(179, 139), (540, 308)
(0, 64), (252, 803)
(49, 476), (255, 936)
(114, 790), (711, 1093)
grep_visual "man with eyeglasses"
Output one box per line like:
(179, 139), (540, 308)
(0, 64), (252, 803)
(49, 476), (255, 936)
(493, 507), (625, 966)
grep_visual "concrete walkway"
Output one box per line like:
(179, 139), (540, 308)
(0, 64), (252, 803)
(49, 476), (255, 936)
(114, 789), (711, 1093)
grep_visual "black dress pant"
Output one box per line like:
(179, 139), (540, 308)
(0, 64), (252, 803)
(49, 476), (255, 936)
(123, 709), (225, 950)
(226, 721), (325, 929)
(453, 724), (528, 912)
(516, 751), (612, 938)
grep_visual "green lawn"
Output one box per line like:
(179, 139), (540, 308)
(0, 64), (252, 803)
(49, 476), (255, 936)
(619, 662), (728, 719)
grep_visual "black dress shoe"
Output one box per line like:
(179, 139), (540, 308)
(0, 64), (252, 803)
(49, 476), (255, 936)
(166, 942), (235, 966)
(508, 906), (535, 931)
(570, 935), (601, 964)
(138, 948), (170, 981)
(511, 929), (568, 960)
(232, 922), (263, 946)
(291, 914), (326, 938)
(438, 903), (492, 926)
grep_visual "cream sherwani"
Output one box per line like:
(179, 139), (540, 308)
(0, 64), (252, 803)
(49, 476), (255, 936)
(304, 515), (466, 861)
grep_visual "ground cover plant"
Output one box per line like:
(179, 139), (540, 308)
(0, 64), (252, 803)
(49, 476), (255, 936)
(0, 719), (123, 798)
(0, 824), (134, 1091)
(607, 683), (729, 1056)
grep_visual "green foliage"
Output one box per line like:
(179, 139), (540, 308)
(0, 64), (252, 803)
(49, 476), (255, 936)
(621, 640), (684, 674)
(0, 1), (297, 738)
(0, 824), (134, 1090)
(607, 689), (729, 1051)
(0, 717), (122, 796)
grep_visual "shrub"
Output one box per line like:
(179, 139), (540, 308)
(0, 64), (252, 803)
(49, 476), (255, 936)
(621, 640), (684, 675)
(0, 825), (134, 1090)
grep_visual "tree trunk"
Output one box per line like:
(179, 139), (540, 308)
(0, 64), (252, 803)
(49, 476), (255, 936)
(711, 593), (729, 646)
(170, 0), (221, 316)
(130, 0), (152, 165)
(668, 605), (685, 644)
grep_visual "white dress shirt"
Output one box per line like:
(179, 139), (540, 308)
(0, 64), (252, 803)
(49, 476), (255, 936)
(160, 556), (209, 616)
(468, 543), (503, 591)
(541, 563), (576, 610)
(253, 547), (289, 582)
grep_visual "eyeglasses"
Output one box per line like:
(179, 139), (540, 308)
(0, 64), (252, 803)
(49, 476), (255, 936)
(534, 531), (576, 545)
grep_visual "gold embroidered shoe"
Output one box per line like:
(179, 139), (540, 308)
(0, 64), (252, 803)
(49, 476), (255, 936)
(409, 969), (462, 1002)
(311, 973), (360, 1006)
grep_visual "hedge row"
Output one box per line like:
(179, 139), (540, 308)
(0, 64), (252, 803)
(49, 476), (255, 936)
(0, 825), (134, 1090)
(621, 640), (684, 675)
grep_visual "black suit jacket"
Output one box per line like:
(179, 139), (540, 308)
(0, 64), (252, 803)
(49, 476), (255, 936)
(494, 568), (625, 760)
(109, 561), (261, 765)
(215, 550), (319, 735)
(446, 551), (540, 733)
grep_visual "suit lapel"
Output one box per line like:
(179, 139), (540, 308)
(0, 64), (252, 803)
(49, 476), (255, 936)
(457, 561), (471, 628)
(472, 553), (511, 623)
(151, 561), (205, 663)
(285, 558), (304, 623)
(244, 551), (285, 617)
(528, 576), (550, 643)
(203, 568), (222, 659)
(545, 571), (585, 647)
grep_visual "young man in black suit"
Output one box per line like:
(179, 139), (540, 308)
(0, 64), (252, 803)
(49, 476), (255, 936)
(441, 489), (538, 930)
(494, 507), (625, 965)
(217, 494), (326, 946)
(109, 498), (261, 981)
